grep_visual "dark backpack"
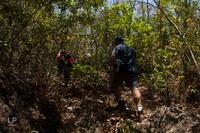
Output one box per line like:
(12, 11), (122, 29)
(115, 44), (137, 73)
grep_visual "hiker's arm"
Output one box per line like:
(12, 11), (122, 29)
(111, 48), (118, 69)
(111, 48), (116, 64)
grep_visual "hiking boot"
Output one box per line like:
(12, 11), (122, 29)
(137, 105), (143, 113)
(136, 105), (143, 122)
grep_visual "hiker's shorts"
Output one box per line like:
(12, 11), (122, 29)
(111, 71), (138, 89)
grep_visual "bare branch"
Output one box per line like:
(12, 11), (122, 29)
(152, 0), (200, 75)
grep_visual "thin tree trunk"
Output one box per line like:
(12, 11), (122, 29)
(147, 0), (150, 23)
(153, 0), (200, 75)
(141, 0), (145, 20)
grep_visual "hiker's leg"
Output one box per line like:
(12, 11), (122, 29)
(58, 61), (65, 82)
(58, 62), (63, 76)
(111, 72), (126, 111)
(132, 85), (143, 122)
(111, 81), (121, 101)
(126, 75), (142, 111)
(111, 71), (122, 100)
(131, 86), (142, 108)
(64, 66), (70, 84)
(112, 84), (126, 111)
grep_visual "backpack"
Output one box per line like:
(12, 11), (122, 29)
(56, 50), (76, 65)
(115, 44), (137, 73)
(65, 53), (76, 67)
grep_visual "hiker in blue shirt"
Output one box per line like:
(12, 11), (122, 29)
(111, 36), (143, 115)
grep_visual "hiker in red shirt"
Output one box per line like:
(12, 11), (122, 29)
(56, 49), (76, 85)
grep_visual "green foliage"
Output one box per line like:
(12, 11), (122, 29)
(0, 0), (200, 132)
(73, 63), (95, 75)
(0, 0), (199, 103)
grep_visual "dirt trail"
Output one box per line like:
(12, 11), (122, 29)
(46, 76), (200, 133)
(0, 75), (200, 133)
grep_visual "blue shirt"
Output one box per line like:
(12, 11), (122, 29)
(112, 43), (137, 72)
